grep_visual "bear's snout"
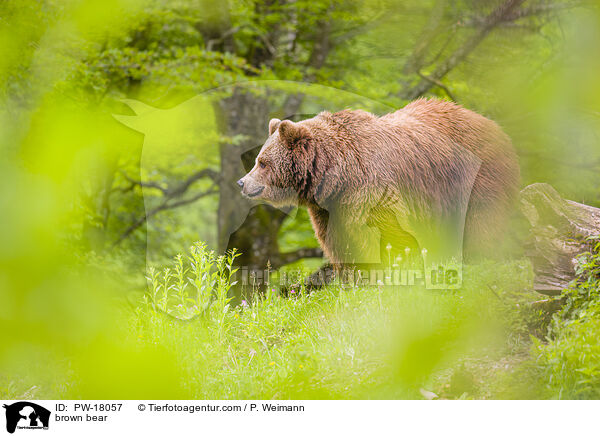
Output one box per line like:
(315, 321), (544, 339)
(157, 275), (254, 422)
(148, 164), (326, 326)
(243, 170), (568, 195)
(238, 175), (265, 198)
(246, 186), (264, 197)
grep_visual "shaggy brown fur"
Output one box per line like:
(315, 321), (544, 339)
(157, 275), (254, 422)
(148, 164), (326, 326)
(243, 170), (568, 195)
(238, 98), (520, 267)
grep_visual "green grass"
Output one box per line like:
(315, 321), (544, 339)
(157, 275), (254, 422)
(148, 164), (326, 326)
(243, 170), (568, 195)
(534, 236), (600, 399)
(7, 240), (600, 400)
(121, 243), (542, 399)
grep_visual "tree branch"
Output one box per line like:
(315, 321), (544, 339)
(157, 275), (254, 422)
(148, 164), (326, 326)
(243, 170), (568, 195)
(195, 0), (236, 53)
(116, 168), (219, 197)
(399, 0), (527, 100)
(461, 1), (585, 27)
(166, 168), (219, 197)
(270, 247), (324, 269)
(112, 186), (219, 248)
(403, 0), (448, 75)
(119, 170), (168, 195)
(205, 26), (242, 51)
(112, 168), (220, 247)
(330, 11), (387, 45)
(416, 71), (456, 101)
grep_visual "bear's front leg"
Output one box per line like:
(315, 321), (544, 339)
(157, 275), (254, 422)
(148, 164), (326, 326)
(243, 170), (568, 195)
(324, 203), (383, 266)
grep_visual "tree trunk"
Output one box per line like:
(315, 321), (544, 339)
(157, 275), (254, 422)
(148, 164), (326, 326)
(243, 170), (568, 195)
(519, 183), (600, 295)
(216, 88), (316, 299)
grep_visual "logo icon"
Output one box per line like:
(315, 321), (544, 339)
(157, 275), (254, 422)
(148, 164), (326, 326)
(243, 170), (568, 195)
(3, 402), (50, 434)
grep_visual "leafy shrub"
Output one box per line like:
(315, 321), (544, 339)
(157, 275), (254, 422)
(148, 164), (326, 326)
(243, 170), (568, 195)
(143, 242), (239, 321)
(535, 236), (600, 399)
(131, 244), (536, 399)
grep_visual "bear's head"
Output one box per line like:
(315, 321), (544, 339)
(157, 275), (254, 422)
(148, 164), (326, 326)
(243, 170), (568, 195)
(238, 117), (324, 206)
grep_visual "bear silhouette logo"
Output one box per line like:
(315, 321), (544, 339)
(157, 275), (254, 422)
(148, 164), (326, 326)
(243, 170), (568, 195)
(3, 402), (50, 434)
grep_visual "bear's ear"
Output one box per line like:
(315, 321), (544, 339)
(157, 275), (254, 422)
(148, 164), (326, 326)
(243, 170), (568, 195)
(268, 118), (281, 135)
(278, 120), (310, 147)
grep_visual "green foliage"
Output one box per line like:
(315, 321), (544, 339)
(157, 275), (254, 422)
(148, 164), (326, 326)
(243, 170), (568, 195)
(128, 252), (537, 399)
(144, 242), (239, 320)
(535, 237), (600, 399)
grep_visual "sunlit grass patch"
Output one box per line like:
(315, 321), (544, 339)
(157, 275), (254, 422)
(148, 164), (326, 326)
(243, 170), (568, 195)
(131, 243), (539, 399)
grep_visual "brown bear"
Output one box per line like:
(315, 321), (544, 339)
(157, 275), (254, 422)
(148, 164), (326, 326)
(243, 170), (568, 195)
(237, 98), (520, 283)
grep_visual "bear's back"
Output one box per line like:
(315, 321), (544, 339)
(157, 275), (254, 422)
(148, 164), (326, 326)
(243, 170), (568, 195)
(382, 98), (516, 162)
(386, 98), (520, 257)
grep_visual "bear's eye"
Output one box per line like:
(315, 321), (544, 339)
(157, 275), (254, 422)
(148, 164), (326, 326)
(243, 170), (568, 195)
(259, 161), (266, 169)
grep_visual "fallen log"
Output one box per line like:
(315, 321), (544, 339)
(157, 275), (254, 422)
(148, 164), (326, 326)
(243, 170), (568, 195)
(519, 183), (600, 295)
